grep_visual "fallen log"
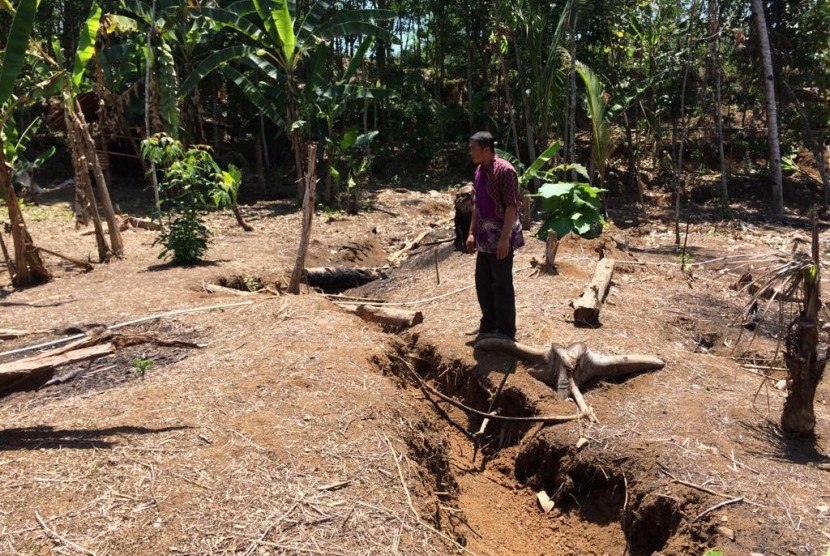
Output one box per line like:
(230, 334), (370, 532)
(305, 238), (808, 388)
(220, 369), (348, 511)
(0, 343), (115, 395)
(0, 331), (203, 395)
(203, 283), (255, 296)
(571, 258), (615, 326)
(0, 329), (33, 340)
(118, 215), (162, 231)
(345, 305), (423, 328)
(304, 266), (381, 293)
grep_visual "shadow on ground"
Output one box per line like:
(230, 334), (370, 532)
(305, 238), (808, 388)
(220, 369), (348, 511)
(0, 424), (190, 451)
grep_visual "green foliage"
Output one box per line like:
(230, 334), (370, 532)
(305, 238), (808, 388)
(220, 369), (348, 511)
(3, 116), (55, 182)
(329, 129), (378, 213)
(141, 133), (240, 265)
(130, 357), (154, 377)
(0, 0), (40, 114)
(534, 181), (606, 239)
(702, 550), (723, 556)
(70, 3), (102, 91)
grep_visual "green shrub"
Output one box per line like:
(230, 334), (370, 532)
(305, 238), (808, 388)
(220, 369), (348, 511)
(141, 134), (240, 264)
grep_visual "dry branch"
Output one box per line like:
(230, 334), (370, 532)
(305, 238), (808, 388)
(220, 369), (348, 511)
(35, 246), (94, 271)
(388, 229), (432, 264)
(571, 258), (615, 326)
(35, 511), (97, 556)
(0, 301), (253, 359)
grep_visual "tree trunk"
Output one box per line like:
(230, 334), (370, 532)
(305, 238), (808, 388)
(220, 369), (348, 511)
(288, 144), (318, 295)
(73, 103), (124, 257)
(781, 218), (825, 436)
(673, 0), (700, 245)
(751, 0), (784, 216)
(709, 0), (729, 210)
(515, 43), (537, 168)
(568, 1), (578, 178)
(145, 2), (163, 225)
(0, 151), (50, 287)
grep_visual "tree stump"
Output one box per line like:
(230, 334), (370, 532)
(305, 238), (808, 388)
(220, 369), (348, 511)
(544, 230), (559, 274)
(571, 258), (615, 326)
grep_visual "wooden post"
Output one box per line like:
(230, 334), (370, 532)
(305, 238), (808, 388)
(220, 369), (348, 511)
(288, 144), (318, 294)
(544, 230), (559, 274)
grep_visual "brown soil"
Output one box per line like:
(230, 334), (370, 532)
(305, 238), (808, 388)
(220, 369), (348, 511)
(1, 183), (829, 556)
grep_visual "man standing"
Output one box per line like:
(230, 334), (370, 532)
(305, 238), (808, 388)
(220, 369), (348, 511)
(466, 131), (524, 341)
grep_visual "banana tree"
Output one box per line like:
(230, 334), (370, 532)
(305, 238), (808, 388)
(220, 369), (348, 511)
(183, 0), (396, 200)
(31, 2), (124, 260)
(0, 0), (50, 286)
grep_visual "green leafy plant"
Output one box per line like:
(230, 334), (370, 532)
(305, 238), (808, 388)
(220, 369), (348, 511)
(141, 133), (240, 264)
(702, 550), (724, 556)
(329, 129), (378, 213)
(130, 357), (154, 377)
(242, 275), (261, 292)
(535, 181), (606, 239)
(499, 141), (604, 239)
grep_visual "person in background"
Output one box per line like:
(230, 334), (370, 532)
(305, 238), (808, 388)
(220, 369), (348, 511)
(465, 131), (524, 341)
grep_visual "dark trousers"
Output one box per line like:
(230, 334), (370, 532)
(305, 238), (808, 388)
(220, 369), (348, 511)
(475, 250), (516, 338)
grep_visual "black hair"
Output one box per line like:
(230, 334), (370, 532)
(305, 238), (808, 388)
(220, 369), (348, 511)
(470, 131), (496, 153)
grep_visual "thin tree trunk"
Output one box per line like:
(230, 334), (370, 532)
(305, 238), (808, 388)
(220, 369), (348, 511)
(145, 0), (163, 225)
(673, 0), (700, 244)
(709, 0), (729, 210)
(751, 0), (784, 216)
(514, 42), (536, 167)
(0, 151), (50, 287)
(568, 1), (578, 178)
(288, 144), (318, 295)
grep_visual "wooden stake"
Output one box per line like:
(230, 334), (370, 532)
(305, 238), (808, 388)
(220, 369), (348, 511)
(434, 249), (440, 285)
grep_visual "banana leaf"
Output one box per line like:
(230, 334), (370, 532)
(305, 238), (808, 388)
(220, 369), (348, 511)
(0, 0), (41, 107)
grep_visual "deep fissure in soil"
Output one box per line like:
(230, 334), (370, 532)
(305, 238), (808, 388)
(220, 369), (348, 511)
(375, 337), (700, 555)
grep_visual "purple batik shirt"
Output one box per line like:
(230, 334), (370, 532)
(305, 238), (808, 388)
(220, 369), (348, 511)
(474, 156), (524, 254)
